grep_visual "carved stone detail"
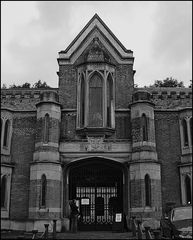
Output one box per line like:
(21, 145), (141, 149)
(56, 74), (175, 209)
(85, 137), (111, 152)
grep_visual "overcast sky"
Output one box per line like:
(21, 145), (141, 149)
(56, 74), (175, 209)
(1, 1), (192, 88)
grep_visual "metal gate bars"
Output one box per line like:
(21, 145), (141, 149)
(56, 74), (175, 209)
(69, 161), (123, 230)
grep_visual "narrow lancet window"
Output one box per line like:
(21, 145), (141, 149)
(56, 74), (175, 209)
(145, 174), (151, 207)
(182, 119), (188, 146)
(43, 114), (49, 143)
(3, 120), (10, 147)
(190, 118), (192, 146)
(1, 175), (7, 208)
(80, 75), (85, 127)
(88, 73), (103, 127)
(142, 114), (148, 141)
(1, 119), (2, 140)
(107, 74), (113, 128)
(185, 175), (191, 204)
(41, 174), (47, 207)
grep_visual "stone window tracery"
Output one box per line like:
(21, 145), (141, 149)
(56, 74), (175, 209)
(77, 69), (115, 134)
(1, 112), (13, 154)
(180, 116), (192, 150)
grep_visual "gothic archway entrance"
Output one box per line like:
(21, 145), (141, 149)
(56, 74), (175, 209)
(69, 158), (123, 230)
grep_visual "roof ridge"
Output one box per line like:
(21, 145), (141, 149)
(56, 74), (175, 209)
(59, 13), (132, 54)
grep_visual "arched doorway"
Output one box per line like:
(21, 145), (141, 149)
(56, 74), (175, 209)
(68, 158), (124, 230)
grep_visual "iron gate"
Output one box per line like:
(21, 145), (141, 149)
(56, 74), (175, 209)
(69, 161), (123, 230)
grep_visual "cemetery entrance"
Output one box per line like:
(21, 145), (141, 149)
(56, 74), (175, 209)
(69, 158), (123, 230)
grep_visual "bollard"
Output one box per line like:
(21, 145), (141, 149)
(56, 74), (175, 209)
(136, 220), (143, 239)
(144, 226), (153, 239)
(131, 216), (137, 237)
(53, 219), (57, 239)
(32, 230), (38, 239)
(44, 224), (49, 239)
(153, 230), (160, 239)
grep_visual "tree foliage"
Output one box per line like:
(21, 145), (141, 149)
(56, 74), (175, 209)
(4, 80), (51, 89)
(32, 80), (50, 89)
(149, 77), (185, 88)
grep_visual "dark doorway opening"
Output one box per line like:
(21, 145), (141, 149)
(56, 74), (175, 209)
(69, 158), (123, 231)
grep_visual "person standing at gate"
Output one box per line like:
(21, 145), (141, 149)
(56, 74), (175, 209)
(69, 199), (80, 233)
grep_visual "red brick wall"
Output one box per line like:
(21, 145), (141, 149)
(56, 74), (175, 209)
(60, 112), (77, 140)
(10, 113), (36, 220)
(115, 112), (131, 139)
(115, 64), (134, 108)
(155, 111), (181, 209)
(58, 65), (77, 109)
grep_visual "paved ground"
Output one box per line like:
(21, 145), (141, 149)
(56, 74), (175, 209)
(1, 230), (145, 239)
(55, 231), (140, 239)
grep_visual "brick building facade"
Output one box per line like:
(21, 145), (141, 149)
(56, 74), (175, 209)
(1, 14), (192, 232)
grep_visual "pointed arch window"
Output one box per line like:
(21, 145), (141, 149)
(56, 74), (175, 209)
(1, 175), (7, 208)
(107, 74), (113, 128)
(190, 118), (192, 146)
(1, 118), (2, 141)
(80, 75), (85, 127)
(43, 114), (49, 143)
(41, 174), (47, 207)
(142, 114), (148, 141)
(77, 68), (115, 133)
(3, 120), (10, 147)
(185, 175), (191, 204)
(145, 174), (151, 207)
(182, 119), (188, 147)
(88, 73), (103, 127)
